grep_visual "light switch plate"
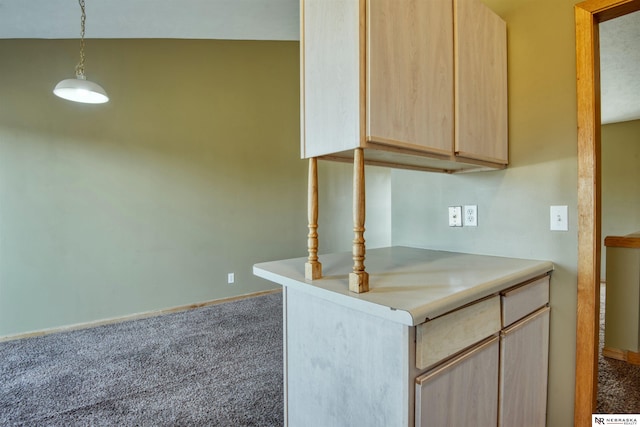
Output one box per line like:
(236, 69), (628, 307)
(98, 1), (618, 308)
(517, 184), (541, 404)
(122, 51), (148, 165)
(448, 206), (462, 227)
(550, 205), (568, 231)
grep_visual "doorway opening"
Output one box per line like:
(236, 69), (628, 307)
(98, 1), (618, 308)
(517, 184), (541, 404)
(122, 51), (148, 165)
(574, 0), (640, 425)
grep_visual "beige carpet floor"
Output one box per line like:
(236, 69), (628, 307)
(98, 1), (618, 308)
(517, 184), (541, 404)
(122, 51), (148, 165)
(0, 292), (283, 426)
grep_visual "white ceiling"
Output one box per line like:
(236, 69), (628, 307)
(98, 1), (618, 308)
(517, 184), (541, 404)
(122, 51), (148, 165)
(0, 0), (299, 40)
(0, 0), (637, 124)
(600, 10), (640, 124)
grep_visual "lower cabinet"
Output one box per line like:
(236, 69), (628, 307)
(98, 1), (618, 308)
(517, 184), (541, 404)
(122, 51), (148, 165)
(280, 273), (551, 426)
(415, 276), (550, 427)
(416, 337), (500, 426)
(499, 307), (550, 426)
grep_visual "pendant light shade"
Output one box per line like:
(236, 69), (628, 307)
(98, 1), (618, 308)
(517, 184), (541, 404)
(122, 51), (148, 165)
(54, 0), (109, 104)
(54, 76), (109, 104)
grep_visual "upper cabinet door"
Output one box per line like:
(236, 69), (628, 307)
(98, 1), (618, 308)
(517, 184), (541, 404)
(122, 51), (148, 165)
(301, 0), (508, 173)
(367, 0), (454, 157)
(454, 0), (508, 164)
(301, 0), (363, 159)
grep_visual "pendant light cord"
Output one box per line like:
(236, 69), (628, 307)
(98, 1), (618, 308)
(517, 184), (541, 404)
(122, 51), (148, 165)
(53, 0), (108, 103)
(75, 0), (87, 79)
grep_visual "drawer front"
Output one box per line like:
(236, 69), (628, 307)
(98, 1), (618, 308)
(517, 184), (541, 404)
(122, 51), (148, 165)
(501, 276), (549, 327)
(416, 295), (501, 370)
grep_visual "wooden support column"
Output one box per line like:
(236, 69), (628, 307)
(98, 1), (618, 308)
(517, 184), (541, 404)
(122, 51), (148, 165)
(349, 148), (369, 293)
(305, 157), (322, 280)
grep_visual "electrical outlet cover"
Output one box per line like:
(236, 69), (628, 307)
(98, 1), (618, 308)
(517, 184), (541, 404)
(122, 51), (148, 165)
(464, 205), (478, 227)
(448, 206), (462, 227)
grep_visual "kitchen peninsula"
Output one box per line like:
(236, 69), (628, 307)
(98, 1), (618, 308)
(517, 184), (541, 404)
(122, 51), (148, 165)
(254, 246), (553, 426)
(263, 0), (554, 423)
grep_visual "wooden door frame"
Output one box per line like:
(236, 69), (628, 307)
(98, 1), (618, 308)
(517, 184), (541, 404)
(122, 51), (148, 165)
(574, 0), (640, 425)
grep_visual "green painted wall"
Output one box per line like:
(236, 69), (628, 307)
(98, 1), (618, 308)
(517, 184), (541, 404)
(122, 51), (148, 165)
(390, 1), (578, 425)
(0, 39), (308, 336)
(317, 162), (391, 254)
(602, 119), (640, 277)
(1, 2), (621, 423)
(0, 38), (391, 338)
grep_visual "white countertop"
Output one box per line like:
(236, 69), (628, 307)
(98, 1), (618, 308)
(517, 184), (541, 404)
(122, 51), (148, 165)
(253, 246), (553, 326)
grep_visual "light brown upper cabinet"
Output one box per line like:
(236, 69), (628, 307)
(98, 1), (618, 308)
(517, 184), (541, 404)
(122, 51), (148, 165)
(301, 0), (508, 173)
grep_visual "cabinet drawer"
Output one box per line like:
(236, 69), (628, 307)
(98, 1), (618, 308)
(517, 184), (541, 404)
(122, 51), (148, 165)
(416, 296), (501, 370)
(501, 276), (549, 327)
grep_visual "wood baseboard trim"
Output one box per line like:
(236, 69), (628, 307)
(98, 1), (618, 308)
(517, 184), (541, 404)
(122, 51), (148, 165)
(603, 346), (640, 366)
(603, 346), (626, 361)
(628, 350), (640, 365)
(0, 288), (282, 343)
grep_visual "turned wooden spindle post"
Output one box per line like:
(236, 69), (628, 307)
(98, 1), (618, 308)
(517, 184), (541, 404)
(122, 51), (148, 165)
(305, 157), (322, 280)
(349, 148), (369, 293)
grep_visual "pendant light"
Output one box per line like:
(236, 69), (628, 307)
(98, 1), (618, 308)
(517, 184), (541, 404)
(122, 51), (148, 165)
(53, 0), (109, 104)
